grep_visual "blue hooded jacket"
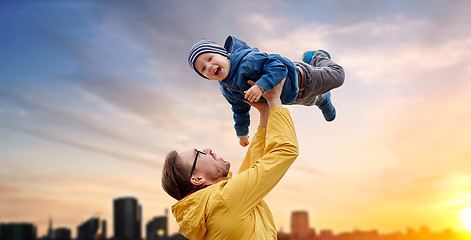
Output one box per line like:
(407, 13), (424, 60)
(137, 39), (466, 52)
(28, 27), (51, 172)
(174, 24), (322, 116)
(220, 36), (299, 137)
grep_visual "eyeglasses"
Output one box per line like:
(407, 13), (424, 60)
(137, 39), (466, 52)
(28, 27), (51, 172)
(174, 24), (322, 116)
(189, 149), (207, 180)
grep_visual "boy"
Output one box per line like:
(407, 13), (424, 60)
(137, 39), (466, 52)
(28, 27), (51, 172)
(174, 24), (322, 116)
(188, 36), (345, 147)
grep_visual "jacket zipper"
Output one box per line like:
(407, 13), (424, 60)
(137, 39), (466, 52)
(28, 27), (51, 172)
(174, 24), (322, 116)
(224, 83), (245, 95)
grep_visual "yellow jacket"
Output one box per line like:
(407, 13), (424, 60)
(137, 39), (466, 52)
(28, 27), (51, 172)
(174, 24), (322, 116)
(172, 107), (298, 240)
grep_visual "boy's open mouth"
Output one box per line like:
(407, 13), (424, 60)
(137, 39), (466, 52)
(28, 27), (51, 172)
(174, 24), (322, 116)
(215, 67), (221, 76)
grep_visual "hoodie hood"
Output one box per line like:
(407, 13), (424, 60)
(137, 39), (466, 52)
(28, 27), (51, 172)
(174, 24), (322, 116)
(172, 186), (211, 239)
(224, 35), (253, 54)
(171, 173), (232, 240)
(223, 36), (259, 81)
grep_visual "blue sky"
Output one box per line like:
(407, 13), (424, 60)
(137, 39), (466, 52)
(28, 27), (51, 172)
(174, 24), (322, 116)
(1, 0), (471, 236)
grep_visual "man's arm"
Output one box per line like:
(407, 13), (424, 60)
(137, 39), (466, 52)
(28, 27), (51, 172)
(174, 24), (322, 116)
(238, 101), (270, 173)
(223, 80), (299, 218)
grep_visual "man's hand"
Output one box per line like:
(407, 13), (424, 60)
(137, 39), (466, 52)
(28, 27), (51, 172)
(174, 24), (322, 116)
(244, 85), (263, 102)
(263, 78), (285, 108)
(246, 101), (269, 113)
(239, 136), (250, 147)
(246, 101), (270, 128)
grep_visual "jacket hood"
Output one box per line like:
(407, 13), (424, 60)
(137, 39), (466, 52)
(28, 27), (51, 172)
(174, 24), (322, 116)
(172, 188), (210, 240)
(171, 173), (232, 240)
(223, 36), (259, 83)
(224, 36), (252, 53)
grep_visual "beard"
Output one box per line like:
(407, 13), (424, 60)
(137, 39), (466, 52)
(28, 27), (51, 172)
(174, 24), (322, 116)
(216, 161), (231, 178)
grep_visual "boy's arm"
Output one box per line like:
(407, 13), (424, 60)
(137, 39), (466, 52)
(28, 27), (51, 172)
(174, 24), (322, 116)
(248, 53), (288, 95)
(232, 102), (251, 138)
(222, 89), (251, 138)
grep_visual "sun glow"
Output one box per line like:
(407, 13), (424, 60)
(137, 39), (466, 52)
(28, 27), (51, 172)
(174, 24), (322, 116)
(460, 207), (471, 232)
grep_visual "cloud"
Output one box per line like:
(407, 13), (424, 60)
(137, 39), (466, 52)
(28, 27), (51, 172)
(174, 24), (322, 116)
(71, 72), (182, 129)
(335, 77), (471, 214)
(379, 89), (471, 164)
(2, 85), (149, 142)
(249, 13), (471, 90)
(4, 122), (161, 168)
(341, 36), (471, 86)
(0, 85), (168, 168)
(0, 162), (162, 216)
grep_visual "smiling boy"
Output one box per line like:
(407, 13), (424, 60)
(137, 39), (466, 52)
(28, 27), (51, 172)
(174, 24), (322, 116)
(188, 36), (345, 147)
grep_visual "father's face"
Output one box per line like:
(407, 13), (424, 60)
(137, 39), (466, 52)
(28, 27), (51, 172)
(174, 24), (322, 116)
(178, 148), (231, 184)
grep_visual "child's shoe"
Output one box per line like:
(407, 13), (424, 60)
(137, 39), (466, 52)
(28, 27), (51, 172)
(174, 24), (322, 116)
(302, 50), (331, 64)
(318, 92), (336, 121)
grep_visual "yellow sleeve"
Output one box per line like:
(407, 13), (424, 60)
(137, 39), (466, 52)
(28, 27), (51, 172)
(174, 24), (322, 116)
(238, 126), (266, 174)
(222, 107), (299, 218)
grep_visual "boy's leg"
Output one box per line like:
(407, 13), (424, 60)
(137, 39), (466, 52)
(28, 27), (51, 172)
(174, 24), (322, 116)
(302, 50), (331, 64)
(295, 51), (344, 105)
(317, 91), (335, 121)
(294, 51), (344, 121)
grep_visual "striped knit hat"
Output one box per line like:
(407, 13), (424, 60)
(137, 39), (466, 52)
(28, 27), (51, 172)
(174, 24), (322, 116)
(188, 39), (229, 79)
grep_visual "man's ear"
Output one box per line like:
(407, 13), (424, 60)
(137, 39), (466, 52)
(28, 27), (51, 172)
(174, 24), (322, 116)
(190, 176), (206, 186)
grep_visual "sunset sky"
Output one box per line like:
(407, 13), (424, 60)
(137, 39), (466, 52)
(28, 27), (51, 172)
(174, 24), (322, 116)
(1, 0), (471, 237)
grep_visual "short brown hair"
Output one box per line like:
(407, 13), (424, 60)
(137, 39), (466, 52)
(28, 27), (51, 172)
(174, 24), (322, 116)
(161, 150), (194, 200)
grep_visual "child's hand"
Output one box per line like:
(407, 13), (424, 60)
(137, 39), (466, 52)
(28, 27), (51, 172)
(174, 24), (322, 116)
(244, 85), (263, 102)
(239, 136), (250, 147)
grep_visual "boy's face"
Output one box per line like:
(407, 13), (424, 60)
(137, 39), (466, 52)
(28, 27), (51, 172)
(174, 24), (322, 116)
(194, 52), (230, 81)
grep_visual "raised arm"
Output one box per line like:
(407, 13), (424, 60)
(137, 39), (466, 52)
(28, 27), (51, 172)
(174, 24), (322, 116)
(238, 100), (270, 173)
(224, 79), (299, 218)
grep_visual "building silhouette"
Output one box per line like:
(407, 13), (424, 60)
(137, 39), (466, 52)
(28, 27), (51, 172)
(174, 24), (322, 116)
(318, 229), (335, 240)
(77, 217), (107, 240)
(291, 211), (316, 240)
(167, 233), (188, 240)
(48, 218), (53, 240)
(146, 211), (168, 240)
(277, 211), (471, 240)
(145, 209), (188, 240)
(53, 227), (71, 240)
(0, 223), (37, 240)
(113, 197), (142, 240)
(3, 198), (471, 240)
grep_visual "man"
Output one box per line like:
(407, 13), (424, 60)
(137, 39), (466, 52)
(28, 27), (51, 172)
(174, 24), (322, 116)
(161, 80), (299, 239)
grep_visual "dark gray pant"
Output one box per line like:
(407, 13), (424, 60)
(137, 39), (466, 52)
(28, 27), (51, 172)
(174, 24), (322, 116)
(291, 51), (345, 106)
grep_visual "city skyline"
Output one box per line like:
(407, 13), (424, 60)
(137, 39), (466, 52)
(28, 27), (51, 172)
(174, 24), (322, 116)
(1, 0), (471, 237)
(2, 200), (471, 240)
